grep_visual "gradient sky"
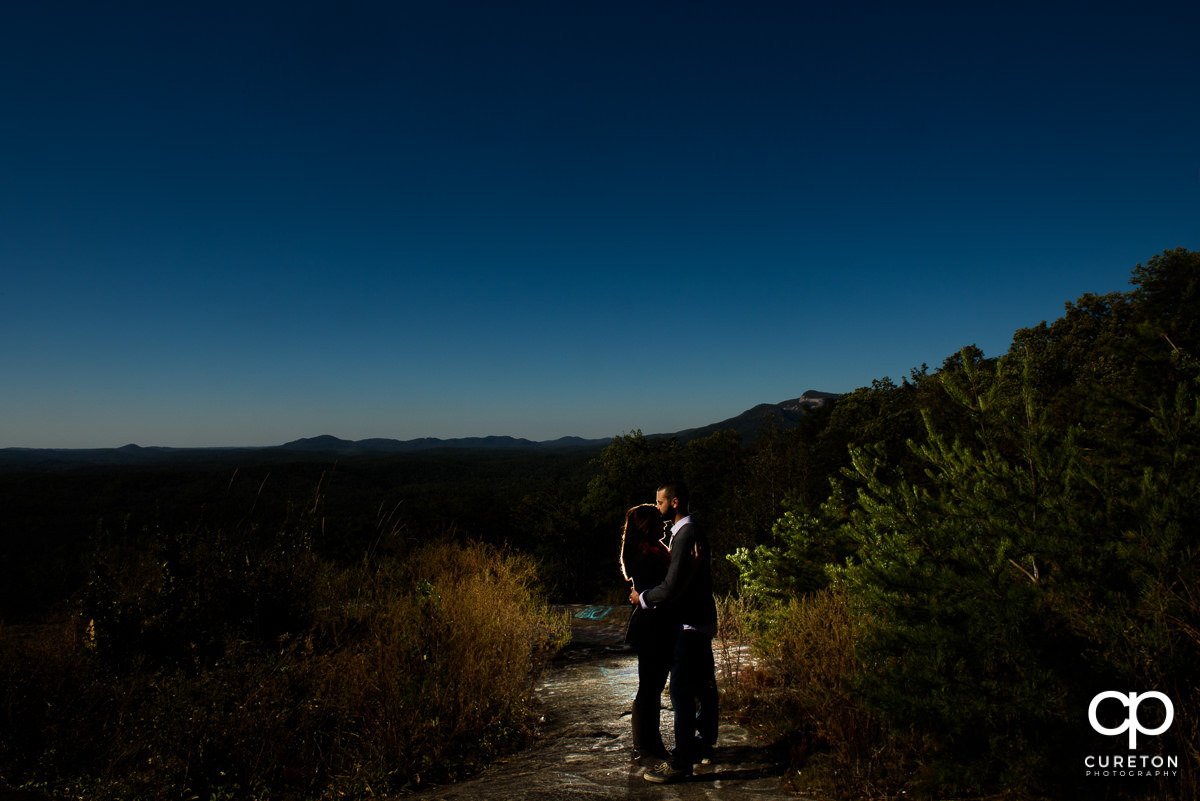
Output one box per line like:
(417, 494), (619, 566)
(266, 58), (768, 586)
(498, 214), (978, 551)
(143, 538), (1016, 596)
(2, 1), (1197, 448)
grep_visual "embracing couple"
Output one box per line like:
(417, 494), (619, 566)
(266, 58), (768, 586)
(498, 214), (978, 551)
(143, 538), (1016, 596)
(622, 481), (719, 784)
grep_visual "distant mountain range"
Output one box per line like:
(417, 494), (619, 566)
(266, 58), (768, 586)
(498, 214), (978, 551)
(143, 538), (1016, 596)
(0, 391), (839, 470)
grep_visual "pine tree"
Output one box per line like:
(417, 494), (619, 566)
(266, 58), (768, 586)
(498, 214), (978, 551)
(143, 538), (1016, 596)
(834, 350), (1135, 792)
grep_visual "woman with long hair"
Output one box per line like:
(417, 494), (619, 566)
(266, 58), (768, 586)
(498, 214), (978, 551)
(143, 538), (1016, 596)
(620, 503), (678, 766)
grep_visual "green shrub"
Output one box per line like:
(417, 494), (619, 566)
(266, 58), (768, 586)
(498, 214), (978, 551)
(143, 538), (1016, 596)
(728, 489), (854, 602)
(731, 342), (1200, 799)
(832, 350), (1200, 798)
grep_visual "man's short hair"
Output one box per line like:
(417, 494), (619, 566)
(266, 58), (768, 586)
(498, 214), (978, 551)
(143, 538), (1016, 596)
(658, 481), (690, 513)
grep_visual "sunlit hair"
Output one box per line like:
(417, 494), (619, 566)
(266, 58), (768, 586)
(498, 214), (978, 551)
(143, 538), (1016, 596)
(620, 503), (662, 582)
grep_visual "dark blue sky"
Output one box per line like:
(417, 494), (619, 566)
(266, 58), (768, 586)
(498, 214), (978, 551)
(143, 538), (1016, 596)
(3, 1), (1197, 447)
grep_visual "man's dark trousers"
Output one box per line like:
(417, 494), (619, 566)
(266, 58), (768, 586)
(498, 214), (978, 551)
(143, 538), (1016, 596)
(669, 628), (719, 768)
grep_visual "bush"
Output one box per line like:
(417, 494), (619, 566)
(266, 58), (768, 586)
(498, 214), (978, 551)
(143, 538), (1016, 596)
(729, 340), (1200, 799)
(831, 351), (1200, 797)
(1, 533), (568, 800)
(727, 588), (911, 799)
(309, 541), (570, 793)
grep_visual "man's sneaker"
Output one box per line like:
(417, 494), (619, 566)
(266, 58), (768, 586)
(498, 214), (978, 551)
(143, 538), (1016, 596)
(643, 761), (692, 784)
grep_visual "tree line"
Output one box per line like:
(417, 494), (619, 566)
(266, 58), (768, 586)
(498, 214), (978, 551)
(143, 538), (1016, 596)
(580, 247), (1199, 798)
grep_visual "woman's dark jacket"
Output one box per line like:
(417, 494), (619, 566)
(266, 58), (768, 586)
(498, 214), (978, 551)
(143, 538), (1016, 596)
(624, 540), (677, 647)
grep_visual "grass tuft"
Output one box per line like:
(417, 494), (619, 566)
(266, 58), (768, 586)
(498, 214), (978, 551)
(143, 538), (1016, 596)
(0, 533), (568, 800)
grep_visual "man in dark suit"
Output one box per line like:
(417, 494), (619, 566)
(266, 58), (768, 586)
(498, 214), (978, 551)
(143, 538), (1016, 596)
(628, 481), (719, 783)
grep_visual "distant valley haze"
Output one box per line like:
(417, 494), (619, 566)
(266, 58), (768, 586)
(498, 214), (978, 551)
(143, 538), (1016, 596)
(0, 391), (838, 469)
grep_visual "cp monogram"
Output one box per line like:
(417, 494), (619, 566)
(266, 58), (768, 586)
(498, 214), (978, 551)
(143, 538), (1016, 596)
(1089, 691), (1174, 749)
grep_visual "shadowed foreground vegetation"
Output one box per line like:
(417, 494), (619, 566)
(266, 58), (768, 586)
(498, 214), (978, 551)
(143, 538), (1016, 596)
(0, 532), (569, 799)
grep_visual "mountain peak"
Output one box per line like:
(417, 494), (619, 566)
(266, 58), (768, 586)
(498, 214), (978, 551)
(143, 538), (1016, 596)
(655, 391), (841, 444)
(281, 435), (352, 449)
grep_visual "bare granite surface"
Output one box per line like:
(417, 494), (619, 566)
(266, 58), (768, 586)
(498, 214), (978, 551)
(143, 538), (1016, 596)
(408, 605), (812, 801)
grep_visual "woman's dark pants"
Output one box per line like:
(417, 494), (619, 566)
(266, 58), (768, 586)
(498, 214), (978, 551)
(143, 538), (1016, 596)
(632, 629), (676, 755)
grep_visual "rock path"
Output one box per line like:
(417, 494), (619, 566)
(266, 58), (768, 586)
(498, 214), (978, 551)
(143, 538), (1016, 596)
(410, 605), (811, 801)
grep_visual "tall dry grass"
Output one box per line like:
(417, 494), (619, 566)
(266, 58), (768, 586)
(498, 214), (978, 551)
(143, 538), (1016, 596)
(310, 541), (570, 793)
(714, 594), (754, 706)
(0, 539), (569, 800)
(726, 586), (917, 800)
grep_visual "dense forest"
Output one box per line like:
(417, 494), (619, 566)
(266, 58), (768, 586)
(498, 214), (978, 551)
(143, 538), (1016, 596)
(1, 247), (1197, 800)
(717, 247), (1200, 799)
(0, 444), (604, 621)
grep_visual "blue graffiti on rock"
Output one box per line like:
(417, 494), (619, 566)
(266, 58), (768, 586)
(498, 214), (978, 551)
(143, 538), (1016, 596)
(574, 605), (616, 621)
